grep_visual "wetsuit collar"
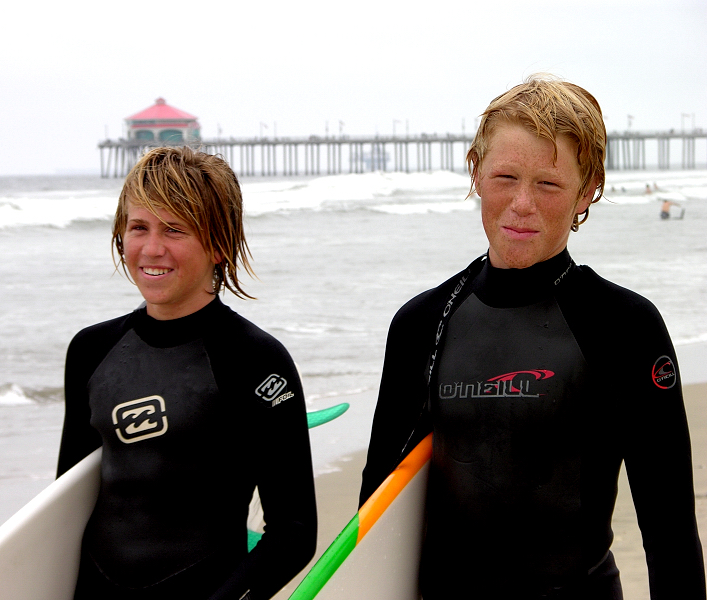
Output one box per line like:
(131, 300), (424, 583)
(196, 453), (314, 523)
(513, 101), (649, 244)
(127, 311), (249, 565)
(397, 249), (576, 470)
(133, 296), (226, 348)
(474, 248), (575, 308)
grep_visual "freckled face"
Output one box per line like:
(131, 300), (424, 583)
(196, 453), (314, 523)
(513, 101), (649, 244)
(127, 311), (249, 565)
(123, 202), (217, 320)
(475, 122), (594, 269)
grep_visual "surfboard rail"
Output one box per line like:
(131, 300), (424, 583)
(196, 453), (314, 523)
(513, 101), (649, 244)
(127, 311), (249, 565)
(0, 448), (102, 600)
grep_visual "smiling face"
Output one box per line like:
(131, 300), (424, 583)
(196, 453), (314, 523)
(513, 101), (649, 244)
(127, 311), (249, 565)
(475, 121), (595, 270)
(123, 202), (218, 320)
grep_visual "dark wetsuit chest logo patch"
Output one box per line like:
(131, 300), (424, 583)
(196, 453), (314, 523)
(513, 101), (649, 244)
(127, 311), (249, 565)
(111, 396), (169, 444)
(652, 355), (677, 389)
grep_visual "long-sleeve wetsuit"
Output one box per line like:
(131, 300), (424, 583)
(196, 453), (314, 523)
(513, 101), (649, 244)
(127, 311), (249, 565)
(58, 297), (317, 600)
(360, 249), (705, 600)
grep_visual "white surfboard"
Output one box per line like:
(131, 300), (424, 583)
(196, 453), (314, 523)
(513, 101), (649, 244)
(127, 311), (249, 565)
(0, 403), (350, 598)
(0, 448), (101, 600)
(288, 434), (432, 600)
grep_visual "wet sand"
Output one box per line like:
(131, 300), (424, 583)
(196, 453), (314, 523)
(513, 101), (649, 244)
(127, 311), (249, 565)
(608, 382), (707, 599)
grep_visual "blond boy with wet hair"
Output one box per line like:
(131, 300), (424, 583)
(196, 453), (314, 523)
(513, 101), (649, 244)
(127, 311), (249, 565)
(113, 145), (254, 301)
(59, 146), (317, 600)
(361, 76), (705, 599)
(468, 75), (607, 232)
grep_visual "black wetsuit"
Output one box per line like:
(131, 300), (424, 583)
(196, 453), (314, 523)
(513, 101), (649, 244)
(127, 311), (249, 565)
(360, 250), (705, 599)
(57, 297), (317, 600)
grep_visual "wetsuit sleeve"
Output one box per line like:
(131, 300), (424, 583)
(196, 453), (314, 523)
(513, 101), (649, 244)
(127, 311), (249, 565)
(56, 327), (110, 477)
(209, 344), (317, 600)
(619, 303), (706, 599)
(359, 291), (438, 506)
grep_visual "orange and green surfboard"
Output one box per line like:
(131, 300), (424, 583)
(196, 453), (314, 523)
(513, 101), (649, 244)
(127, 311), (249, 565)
(289, 433), (432, 600)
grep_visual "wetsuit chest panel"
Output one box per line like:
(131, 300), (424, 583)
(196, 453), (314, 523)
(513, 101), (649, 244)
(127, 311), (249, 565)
(88, 329), (221, 463)
(428, 294), (590, 590)
(436, 293), (587, 493)
(85, 328), (233, 586)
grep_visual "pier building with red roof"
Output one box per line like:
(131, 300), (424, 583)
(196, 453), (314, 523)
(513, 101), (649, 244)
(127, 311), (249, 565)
(125, 98), (200, 144)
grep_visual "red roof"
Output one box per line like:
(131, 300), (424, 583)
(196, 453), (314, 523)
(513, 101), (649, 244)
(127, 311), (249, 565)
(126, 98), (197, 122)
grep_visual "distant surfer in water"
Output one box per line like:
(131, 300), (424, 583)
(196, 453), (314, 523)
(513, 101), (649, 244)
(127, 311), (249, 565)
(57, 147), (317, 600)
(360, 75), (705, 599)
(661, 198), (683, 219)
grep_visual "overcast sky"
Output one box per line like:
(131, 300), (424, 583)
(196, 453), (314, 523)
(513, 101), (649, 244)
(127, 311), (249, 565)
(1, 0), (705, 175)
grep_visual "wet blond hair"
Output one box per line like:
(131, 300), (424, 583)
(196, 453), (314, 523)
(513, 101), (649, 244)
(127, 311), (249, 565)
(467, 74), (606, 230)
(113, 146), (255, 299)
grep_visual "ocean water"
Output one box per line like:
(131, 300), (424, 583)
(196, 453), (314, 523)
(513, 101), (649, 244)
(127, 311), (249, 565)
(1, 168), (707, 492)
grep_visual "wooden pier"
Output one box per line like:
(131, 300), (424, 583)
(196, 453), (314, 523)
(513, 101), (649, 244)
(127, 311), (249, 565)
(99, 130), (706, 178)
(605, 130), (706, 170)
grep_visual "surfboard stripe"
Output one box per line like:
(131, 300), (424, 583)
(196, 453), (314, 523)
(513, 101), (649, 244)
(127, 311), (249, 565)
(289, 514), (360, 600)
(357, 433), (432, 542)
(288, 433), (433, 599)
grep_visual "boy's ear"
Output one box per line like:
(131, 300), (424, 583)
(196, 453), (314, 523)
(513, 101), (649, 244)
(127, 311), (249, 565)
(576, 177), (598, 215)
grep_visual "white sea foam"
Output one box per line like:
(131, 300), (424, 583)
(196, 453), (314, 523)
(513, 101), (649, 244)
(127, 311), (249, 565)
(314, 464), (343, 476)
(277, 322), (367, 336)
(0, 194), (117, 228)
(371, 200), (476, 215)
(242, 170), (470, 215)
(1, 169), (705, 228)
(683, 186), (707, 200)
(674, 332), (707, 346)
(0, 384), (34, 405)
(307, 387), (372, 402)
(603, 171), (707, 204)
(653, 192), (688, 202)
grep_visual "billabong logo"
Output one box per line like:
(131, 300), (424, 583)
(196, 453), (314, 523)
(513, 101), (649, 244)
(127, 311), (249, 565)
(255, 374), (288, 402)
(112, 396), (168, 444)
(272, 391), (294, 406)
(652, 355), (677, 389)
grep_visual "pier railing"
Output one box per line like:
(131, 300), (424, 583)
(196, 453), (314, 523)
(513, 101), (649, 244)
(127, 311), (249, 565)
(98, 130), (706, 178)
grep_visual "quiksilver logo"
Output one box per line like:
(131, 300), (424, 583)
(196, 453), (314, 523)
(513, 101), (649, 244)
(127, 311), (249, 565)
(112, 396), (168, 444)
(652, 355), (677, 389)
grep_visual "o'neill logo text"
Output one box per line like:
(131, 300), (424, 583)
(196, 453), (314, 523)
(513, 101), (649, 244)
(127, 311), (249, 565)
(440, 369), (555, 400)
(652, 355), (677, 389)
(428, 273), (469, 384)
(255, 374), (293, 406)
(112, 396), (168, 444)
